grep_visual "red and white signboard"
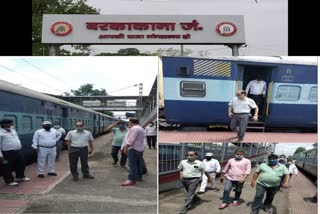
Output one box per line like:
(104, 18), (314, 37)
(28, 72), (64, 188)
(42, 15), (245, 44)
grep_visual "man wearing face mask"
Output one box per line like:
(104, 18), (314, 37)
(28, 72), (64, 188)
(65, 122), (95, 181)
(145, 122), (157, 149)
(53, 121), (66, 161)
(228, 90), (258, 142)
(250, 154), (289, 214)
(219, 149), (251, 209)
(178, 151), (211, 214)
(32, 121), (62, 178)
(198, 152), (221, 194)
(0, 119), (30, 186)
(105, 121), (128, 167)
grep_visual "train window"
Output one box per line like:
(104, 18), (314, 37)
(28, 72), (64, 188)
(177, 66), (192, 76)
(2, 115), (17, 130)
(309, 87), (317, 102)
(22, 116), (32, 131)
(35, 117), (44, 129)
(180, 81), (206, 97)
(276, 85), (301, 101)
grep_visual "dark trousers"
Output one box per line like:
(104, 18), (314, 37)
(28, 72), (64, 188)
(56, 140), (63, 160)
(146, 136), (157, 148)
(249, 94), (264, 116)
(111, 145), (127, 167)
(69, 146), (89, 177)
(181, 177), (202, 210)
(251, 183), (278, 213)
(1, 150), (25, 184)
(141, 152), (147, 175)
(222, 179), (244, 203)
(230, 114), (250, 138)
(128, 149), (143, 182)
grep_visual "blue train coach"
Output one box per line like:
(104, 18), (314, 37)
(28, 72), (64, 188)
(160, 56), (317, 130)
(0, 80), (116, 164)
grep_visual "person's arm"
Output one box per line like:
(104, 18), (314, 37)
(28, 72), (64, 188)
(178, 161), (183, 179)
(245, 81), (251, 94)
(220, 160), (231, 182)
(282, 174), (290, 188)
(204, 171), (211, 182)
(88, 133), (94, 154)
(239, 160), (252, 183)
(228, 105), (233, 118)
(31, 131), (39, 150)
(55, 130), (62, 142)
(64, 132), (72, 150)
(0, 135), (4, 161)
(263, 81), (267, 96)
(104, 121), (120, 132)
(123, 129), (138, 154)
(250, 172), (259, 187)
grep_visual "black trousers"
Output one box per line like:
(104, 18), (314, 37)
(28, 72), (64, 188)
(69, 146), (90, 177)
(1, 149), (25, 184)
(146, 136), (157, 148)
(249, 94), (264, 116)
(111, 145), (127, 167)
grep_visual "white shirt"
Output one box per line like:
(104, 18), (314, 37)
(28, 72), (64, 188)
(65, 130), (94, 148)
(145, 125), (157, 136)
(0, 128), (22, 156)
(178, 160), (206, 178)
(228, 97), (257, 113)
(54, 127), (66, 135)
(203, 158), (221, 173)
(288, 164), (298, 175)
(32, 128), (62, 149)
(246, 80), (267, 95)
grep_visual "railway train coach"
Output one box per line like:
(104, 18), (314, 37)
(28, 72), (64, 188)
(0, 80), (116, 165)
(159, 56), (317, 131)
(293, 148), (317, 179)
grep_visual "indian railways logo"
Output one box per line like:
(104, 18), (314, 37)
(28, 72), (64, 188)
(50, 21), (73, 36)
(216, 22), (237, 36)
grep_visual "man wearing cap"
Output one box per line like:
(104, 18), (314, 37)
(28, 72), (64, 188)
(32, 121), (62, 178)
(228, 90), (259, 142)
(0, 119), (30, 186)
(198, 152), (221, 194)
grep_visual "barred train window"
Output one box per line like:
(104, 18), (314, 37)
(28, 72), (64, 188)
(180, 81), (206, 97)
(36, 117), (44, 129)
(22, 116), (32, 131)
(276, 85), (301, 101)
(2, 115), (17, 130)
(309, 87), (317, 102)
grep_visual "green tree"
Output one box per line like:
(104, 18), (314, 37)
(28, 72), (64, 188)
(294, 147), (306, 155)
(67, 84), (107, 96)
(154, 48), (193, 56)
(95, 48), (150, 56)
(32, 0), (99, 56)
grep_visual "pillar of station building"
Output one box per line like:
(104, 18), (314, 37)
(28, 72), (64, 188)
(227, 44), (243, 56)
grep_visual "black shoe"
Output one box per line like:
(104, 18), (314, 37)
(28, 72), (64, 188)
(238, 137), (244, 142)
(179, 207), (188, 214)
(197, 191), (205, 194)
(83, 174), (94, 179)
(38, 174), (44, 178)
(48, 172), (57, 176)
(112, 161), (117, 166)
(73, 177), (79, 181)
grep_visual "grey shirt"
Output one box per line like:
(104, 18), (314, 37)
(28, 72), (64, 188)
(65, 130), (94, 148)
(178, 160), (206, 178)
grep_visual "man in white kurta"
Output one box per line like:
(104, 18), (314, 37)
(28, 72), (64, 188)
(198, 152), (221, 193)
(32, 121), (61, 177)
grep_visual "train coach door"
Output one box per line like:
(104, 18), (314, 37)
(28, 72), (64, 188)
(235, 65), (244, 93)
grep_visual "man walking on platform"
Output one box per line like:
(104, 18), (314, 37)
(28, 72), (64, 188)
(198, 152), (220, 194)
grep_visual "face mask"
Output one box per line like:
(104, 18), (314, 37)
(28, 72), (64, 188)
(268, 160), (278, 166)
(54, 125), (60, 129)
(10, 126), (15, 130)
(288, 162), (292, 164)
(235, 155), (243, 160)
(119, 124), (125, 130)
(44, 126), (51, 131)
(77, 127), (84, 132)
(206, 157), (212, 161)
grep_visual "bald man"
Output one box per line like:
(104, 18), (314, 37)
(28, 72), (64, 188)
(228, 90), (258, 142)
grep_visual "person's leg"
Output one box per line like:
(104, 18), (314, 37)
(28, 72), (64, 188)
(120, 152), (127, 167)
(230, 115), (238, 132)
(1, 151), (15, 184)
(199, 174), (208, 192)
(251, 183), (267, 214)
(146, 136), (152, 149)
(47, 147), (56, 173)
(234, 181), (244, 202)
(182, 178), (201, 210)
(56, 140), (63, 160)
(37, 148), (46, 175)
(136, 151), (143, 179)
(111, 145), (120, 165)
(238, 114), (249, 139)
(211, 173), (216, 189)
(264, 186), (278, 211)
(140, 152), (148, 175)
(151, 136), (157, 149)
(69, 147), (80, 178)
(79, 147), (90, 176)
(222, 179), (233, 204)
(14, 150), (26, 178)
(127, 149), (138, 182)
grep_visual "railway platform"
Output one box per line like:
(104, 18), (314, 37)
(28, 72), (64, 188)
(159, 131), (317, 143)
(159, 168), (317, 214)
(0, 133), (157, 213)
